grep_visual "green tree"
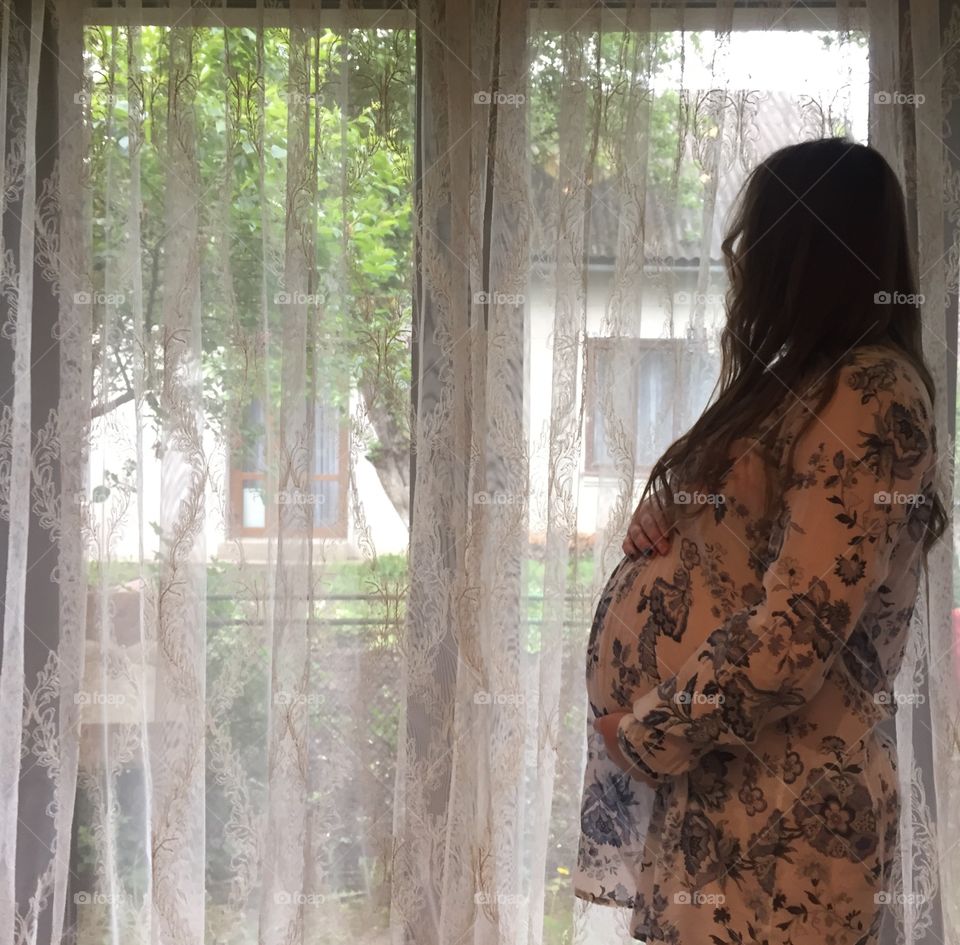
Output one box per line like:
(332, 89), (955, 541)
(83, 23), (721, 528)
(84, 25), (416, 519)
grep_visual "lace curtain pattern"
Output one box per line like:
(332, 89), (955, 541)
(0, 0), (958, 944)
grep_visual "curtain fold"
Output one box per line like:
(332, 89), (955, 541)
(1, 1), (958, 944)
(869, 2), (958, 942)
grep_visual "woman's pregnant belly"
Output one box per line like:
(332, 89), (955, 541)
(586, 526), (751, 716)
(587, 445), (775, 716)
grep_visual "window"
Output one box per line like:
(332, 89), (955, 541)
(584, 337), (683, 476)
(229, 397), (349, 539)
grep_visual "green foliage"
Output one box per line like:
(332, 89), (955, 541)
(528, 28), (708, 242)
(83, 22), (738, 519)
(83, 24), (415, 496)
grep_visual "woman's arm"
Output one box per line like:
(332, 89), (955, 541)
(616, 353), (936, 783)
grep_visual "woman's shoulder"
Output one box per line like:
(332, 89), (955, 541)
(836, 343), (932, 407)
(768, 342), (936, 475)
(784, 342), (933, 428)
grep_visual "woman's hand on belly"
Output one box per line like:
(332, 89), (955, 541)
(593, 712), (660, 788)
(623, 496), (674, 559)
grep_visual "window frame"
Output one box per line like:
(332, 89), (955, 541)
(228, 403), (350, 540)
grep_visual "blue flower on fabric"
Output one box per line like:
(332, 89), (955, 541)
(580, 770), (646, 847)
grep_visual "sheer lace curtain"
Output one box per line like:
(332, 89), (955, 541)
(1, 0), (958, 944)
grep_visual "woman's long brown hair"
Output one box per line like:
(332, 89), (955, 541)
(638, 137), (947, 561)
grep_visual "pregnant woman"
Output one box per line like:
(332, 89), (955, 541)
(574, 138), (946, 945)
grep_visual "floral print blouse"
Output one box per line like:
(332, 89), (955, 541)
(574, 345), (939, 944)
